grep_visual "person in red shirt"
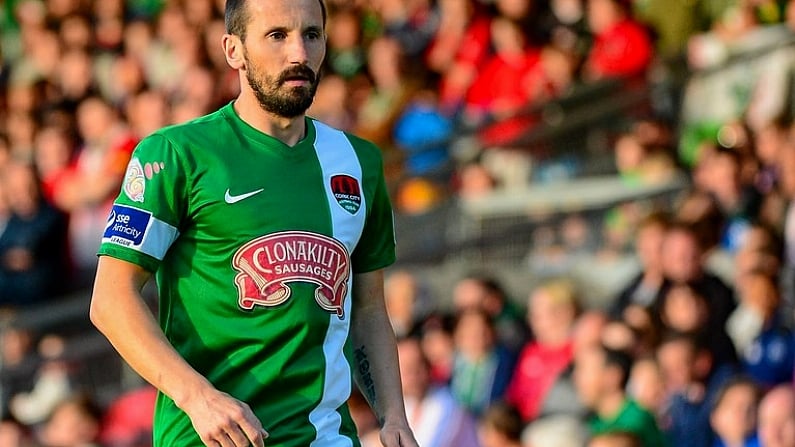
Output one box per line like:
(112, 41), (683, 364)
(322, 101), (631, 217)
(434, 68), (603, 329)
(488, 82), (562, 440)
(506, 279), (579, 422)
(426, 0), (492, 114)
(583, 0), (654, 81)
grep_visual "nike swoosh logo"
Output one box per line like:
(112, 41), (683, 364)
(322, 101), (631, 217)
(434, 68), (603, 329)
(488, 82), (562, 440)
(224, 188), (264, 204)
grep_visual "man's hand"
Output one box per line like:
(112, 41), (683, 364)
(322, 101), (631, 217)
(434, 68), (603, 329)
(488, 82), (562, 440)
(379, 422), (419, 447)
(180, 386), (268, 447)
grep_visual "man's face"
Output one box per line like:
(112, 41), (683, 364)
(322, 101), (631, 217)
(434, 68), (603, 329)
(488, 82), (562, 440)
(239, 0), (326, 118)
(656, 340), (694, 393)
(661, 230), (702, 282)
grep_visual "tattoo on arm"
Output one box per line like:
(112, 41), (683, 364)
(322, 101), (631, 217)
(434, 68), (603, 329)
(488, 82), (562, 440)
(354, 345), (378, 416)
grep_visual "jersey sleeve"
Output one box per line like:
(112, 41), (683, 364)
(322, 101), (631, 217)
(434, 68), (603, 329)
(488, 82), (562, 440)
(351, 154), (396, 273)
(97, 133), (189, 273)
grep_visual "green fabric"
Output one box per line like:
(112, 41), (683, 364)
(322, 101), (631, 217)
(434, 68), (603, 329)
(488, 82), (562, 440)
(590, 399), (667, 447)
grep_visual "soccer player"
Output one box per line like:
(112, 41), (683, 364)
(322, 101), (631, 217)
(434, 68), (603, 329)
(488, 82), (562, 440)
(89, 1), (419, 446)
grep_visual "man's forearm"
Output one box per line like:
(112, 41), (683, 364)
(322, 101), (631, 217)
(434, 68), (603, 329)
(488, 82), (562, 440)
(350, 271), (409, 426)
(90, 256), (213, 407)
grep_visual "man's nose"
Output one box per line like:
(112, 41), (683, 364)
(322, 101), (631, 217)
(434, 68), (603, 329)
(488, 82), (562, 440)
(287, 36), (308, 64)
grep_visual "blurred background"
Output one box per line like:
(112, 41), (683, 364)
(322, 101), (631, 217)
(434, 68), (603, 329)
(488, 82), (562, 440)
(2, 0), (795, 446)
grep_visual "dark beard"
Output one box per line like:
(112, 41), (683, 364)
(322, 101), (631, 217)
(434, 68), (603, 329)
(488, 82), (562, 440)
(245, 62), (319, 118)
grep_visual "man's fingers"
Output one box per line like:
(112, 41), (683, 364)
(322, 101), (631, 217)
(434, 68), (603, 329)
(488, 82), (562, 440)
(236, 407), (267, 447)
(236, 422), (266, 447)
(213, 433), (235, 447)
(226, 424), (254, 447)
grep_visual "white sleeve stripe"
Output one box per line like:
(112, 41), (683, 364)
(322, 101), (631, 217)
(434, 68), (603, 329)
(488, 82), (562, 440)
(140, 217), (179, 260)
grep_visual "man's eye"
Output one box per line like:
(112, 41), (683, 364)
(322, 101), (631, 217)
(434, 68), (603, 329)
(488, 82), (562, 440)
(269, 32), (286, 40)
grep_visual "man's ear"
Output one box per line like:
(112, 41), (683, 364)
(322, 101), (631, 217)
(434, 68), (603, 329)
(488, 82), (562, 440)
(222, 34), (245, 70)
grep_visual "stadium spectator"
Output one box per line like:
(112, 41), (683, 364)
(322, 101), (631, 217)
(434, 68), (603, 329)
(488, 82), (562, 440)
(0, 162), (69, 305)
(325, 7), (366, 79)
(757, 385), (795, 447)
(384, 269), (431, 338)
(659, 221), (736, 335)
(32, 125), (75, 206)
(37, 393), (102, 447)
(582, 0), (654, 81)
(659, 282), (737, 365)
(709, 377), (762, 447)
(477, 401), (523, 447)
(656, 333), (736, 447)
(98, 385), (156, 447)
(449, 308), (514, 415)
(397, 336), (480, 447)
(573, 343), (666, 447)
(537, 310), (607, 419)
(52, 96), (135, 277)
(414, 313), (455, 385)
(627, 356), (666, 417)
(0, 416), (35, 447)
(727, 272), (795, 388)
(0, 323), (39, 418)
(506, 278), (578, 422)
(354, 36), (417, 149)
(610, 211), (670, 321)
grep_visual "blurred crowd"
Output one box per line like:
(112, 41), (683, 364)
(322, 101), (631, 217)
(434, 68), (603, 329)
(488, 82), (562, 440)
(1, 0), (795, 445)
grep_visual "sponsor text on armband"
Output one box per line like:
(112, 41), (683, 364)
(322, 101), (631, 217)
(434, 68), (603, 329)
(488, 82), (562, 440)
(102, 204), (178, 260)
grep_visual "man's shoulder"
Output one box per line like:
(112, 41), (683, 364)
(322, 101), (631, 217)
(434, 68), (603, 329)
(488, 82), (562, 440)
(152, 108), (228, 142)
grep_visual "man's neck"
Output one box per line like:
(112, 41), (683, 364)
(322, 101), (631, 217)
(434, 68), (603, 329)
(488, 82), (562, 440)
(234, 96), (307, 147)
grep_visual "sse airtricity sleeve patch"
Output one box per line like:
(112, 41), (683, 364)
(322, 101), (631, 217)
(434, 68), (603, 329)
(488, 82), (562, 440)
(102, 205), (178, 261)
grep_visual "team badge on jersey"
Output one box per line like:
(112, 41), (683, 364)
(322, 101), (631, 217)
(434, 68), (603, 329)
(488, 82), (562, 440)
(123, 158), (146, 203)
(330, 174), (361, 215)
(232, 231), (351, 318)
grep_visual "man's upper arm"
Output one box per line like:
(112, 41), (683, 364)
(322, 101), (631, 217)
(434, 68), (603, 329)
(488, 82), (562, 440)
(351, 270), (386, 312)
(93, 255), (152, 301)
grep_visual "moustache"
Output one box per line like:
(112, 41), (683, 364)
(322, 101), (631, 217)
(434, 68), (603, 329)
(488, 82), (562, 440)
(278, 66), (317, 85)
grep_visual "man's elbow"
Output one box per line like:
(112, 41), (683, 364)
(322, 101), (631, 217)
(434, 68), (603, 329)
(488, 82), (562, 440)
(89, 293), (109, 333)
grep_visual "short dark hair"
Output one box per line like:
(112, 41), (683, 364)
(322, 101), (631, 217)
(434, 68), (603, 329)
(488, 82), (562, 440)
(602, 346), (634, 390)
(711, 375), (761, 414)
(225, 0), (327, 41)
(480, 402), (523, 441)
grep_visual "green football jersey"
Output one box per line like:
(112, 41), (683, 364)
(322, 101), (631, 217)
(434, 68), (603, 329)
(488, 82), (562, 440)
(98, 102), (396, 447)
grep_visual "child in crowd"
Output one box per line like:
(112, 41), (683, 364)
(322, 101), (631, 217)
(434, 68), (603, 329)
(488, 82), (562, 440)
(627, 356), (666, 417)
(656, 333), (736, 447)
(506, 279), (579, 422)
(477, 402), (523, 447)
(709, 377), (761, 447)
(450, 308), (515, 415)
(727, 272), (795, 388)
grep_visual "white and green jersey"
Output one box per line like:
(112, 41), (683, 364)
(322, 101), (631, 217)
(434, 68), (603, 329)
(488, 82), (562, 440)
(98, 102), (396, 447)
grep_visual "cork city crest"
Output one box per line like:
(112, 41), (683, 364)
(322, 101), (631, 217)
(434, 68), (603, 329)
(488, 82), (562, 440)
(232, 231), (351, 318)
(330, 174), (361, 215)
